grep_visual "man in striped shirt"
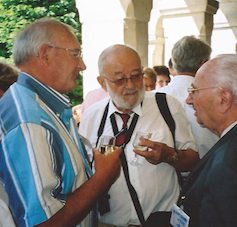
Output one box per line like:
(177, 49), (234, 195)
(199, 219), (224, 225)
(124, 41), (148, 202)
(0, 18), (122, 227)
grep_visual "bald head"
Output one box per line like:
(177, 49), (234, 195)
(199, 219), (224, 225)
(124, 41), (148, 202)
(98, 44), (140, 76)
(196, 54), (237, 104)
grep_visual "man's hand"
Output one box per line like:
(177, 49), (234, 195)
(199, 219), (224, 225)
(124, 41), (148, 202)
(133, 137), (173, 165)
(133, 137), (200, 172)
(93, 147), (122, 186)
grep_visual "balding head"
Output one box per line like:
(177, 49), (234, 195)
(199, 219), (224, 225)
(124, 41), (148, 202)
(98, 44), (140, 76)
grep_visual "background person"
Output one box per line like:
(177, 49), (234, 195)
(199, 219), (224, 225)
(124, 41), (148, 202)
(178, 54), (237, 227)
(0, 62), (19, 98)
(81, 84), (108, 115)
(153, 65), (170, 89)
(143, 67), (157, 91)
(79, 44), (199, 227)
(0, 17), (122, 227)
(154, 36), (218, 158)
(168, 58), (176, 77)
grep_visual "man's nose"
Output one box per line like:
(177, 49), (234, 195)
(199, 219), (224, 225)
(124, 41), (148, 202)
(124, 77), (136, 89)
(78, 58), (86, 71)
(186, 94), (193, 105)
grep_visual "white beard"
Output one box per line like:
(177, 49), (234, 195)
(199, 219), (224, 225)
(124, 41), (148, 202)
(106, 81), (145, 110)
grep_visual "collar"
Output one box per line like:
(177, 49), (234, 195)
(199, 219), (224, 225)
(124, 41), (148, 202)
(221, 120), (237, 138)
(107, 98), (142, 118)
(17, 72), (72, 116)
(169, 75), (194, 86)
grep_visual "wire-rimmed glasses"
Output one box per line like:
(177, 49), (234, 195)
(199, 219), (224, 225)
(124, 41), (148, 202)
(102, 72), (144, 87)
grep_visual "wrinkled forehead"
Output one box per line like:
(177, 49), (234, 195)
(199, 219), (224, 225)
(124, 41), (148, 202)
(104, 49), (141, 74)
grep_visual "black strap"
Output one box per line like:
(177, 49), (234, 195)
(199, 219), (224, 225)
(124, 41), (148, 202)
(120, 148), (146, 226)
(155, 93), (175, 144)
(155, 92), (184, 187)
(96, 102), (109, 147)
(97, 105), (146, 225)
(112, 113), (146, 226)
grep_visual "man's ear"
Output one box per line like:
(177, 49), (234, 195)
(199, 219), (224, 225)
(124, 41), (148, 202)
(218, 88), (233, 114)
(97, 76), (107, 92)
(199, 58), (207, 68)
(37, 44), (51, 67)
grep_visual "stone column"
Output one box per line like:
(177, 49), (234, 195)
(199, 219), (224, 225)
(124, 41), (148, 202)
(187, 0), (219, 45)
(122, 0), (152, 66)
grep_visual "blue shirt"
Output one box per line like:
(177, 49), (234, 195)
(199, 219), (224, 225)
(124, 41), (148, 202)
(0, 72), (92, 227)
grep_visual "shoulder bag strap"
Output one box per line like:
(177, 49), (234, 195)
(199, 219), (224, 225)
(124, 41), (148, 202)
(155, 92), (184, 187)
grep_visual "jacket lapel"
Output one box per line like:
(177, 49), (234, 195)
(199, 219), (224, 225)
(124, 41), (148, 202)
(181, 125), (237, 193)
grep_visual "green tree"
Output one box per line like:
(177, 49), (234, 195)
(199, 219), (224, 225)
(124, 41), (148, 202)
(0, 0), (83, 105)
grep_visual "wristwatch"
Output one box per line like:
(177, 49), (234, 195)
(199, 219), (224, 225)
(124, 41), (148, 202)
(170, 150), (179, 164)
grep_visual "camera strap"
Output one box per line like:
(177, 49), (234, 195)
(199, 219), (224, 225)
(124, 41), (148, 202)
(96, 101), (146, 226)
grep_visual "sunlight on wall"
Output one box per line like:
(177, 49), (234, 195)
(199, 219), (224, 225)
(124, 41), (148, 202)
(211, 9), (236, 58)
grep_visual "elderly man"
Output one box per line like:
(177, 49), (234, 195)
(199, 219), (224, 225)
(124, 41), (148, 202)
(79, 44), (199, 227)
(0, 18), (122, 227)
(154, 36), (218, 158)
(177, 54), (237, 227)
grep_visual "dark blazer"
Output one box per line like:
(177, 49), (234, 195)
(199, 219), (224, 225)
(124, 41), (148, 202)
(178, 124), (237, 227)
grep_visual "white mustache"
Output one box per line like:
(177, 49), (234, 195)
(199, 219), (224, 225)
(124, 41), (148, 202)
(123, 89), (138, 95)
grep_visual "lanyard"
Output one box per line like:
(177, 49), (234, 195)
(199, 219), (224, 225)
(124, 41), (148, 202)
(96, 101), (146, 226)
(96, 101), (139, 148)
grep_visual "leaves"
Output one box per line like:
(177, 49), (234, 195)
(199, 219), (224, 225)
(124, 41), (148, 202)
(0, 0), (83, 105)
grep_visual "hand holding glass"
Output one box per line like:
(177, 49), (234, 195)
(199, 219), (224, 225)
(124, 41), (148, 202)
(98, 135), (116, 155)
(129, 131), (152, 167)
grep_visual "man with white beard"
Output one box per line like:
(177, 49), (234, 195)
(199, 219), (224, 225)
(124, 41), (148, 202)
(79, 44), (199, 227)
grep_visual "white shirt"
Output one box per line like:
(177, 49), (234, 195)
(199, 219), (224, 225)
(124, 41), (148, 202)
(79, 92), (197, 226)
(154, 75), (219, 158)
(221, 120), (237, 138)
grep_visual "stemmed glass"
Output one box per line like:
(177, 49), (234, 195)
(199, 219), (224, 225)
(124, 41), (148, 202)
(129, 131), (152, 167)
(97, 135), (116, 155)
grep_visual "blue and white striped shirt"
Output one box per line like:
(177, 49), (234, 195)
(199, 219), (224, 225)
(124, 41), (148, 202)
(0, 72), (92, 227)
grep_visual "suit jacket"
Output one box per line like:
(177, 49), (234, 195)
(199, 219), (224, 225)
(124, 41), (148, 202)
(178, 125), (237, 227)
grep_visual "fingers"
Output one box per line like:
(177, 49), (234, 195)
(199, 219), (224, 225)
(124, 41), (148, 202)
(138, 137), (156, 149)
(92, 147), (100, 156)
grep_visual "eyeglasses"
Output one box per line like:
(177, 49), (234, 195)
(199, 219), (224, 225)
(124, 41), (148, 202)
(187, 85), (223, 98)
(48, 45), (82, 60)
(102, 72), (144, 87)
(145, 83), (156, 89)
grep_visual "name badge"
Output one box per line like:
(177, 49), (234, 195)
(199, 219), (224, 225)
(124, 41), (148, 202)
(170, 203), (190, 227)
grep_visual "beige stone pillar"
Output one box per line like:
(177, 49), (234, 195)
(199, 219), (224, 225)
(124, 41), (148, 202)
(187, 0), (219, 45)
(152, 18), (165, 66)
(121, 0), (152, 66)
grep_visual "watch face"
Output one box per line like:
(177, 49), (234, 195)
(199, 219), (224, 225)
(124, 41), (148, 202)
(173, 153), (179, 163)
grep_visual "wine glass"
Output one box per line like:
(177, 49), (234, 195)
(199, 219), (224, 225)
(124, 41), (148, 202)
(129, 131), (152, 167)
(97, 135), (116, 155)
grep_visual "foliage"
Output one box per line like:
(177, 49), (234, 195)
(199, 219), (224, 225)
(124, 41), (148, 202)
(0, 0), (83, 105)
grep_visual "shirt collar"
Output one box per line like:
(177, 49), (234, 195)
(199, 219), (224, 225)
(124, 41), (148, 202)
(221, 120), (237, 138)
(17, 72), (72, 115)
(107, 98), (142, 117)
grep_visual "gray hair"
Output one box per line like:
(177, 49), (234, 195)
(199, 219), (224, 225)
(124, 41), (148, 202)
(172, 35), (211, 73)
(13, 17), (78, 67)
(143, 67), (157, 82)
(208, 54), (237, 104)
(98, 44), (140, 76)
